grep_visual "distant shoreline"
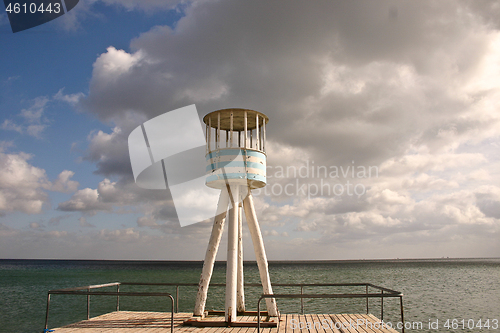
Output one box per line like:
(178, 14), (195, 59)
(1, 257), (499, 265)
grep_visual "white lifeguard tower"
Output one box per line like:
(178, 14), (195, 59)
(193, 108), (278, 323)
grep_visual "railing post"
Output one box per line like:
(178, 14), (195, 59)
(380, 290), (384, 320)
(257, 296), (262, 333)
(400, 296), (405, 333)
(87, 288), (90, 320)
(44, 293), (51, 330)
(365, 285), (369, 314)
(176, 285), (179, 313)
(300, 285), (304, 314)
(169, 295), (175, 333)
(116, 284), (120, 311)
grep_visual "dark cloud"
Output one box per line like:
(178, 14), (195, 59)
(53, 0), (500, 258)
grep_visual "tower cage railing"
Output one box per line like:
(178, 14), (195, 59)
(204, 109), (268, 154)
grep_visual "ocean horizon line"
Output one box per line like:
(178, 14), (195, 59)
(1, 256), (499, 264)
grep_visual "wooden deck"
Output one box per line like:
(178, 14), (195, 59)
(50, 311), (400, 333)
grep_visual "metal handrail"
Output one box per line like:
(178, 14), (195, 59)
(118, 281), (402, 314)
(44, 281), (403, 333)
(256, 283), (405, 333)
(44, 283), (174, 333)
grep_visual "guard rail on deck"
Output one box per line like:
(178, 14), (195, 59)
(44, 282), (174, 333)
(257, 283), (405, 333)
(44, 282), (404, 333)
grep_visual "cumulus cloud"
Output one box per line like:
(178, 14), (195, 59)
(58, 187), (113, 214)
(57, 176), (180, 230)
(1, 97), (50, 139)
(2, 90), (86, 139)
(54, 89), (85, 106)
(79, 0), (500, 163)
(0, 224), (215, 259)
(83, 112), (147, 176)
(48, 214), (71, 226)
(99, 227), (140, 242)
(0, 149), (50, 215)
(60, 0), (500, 258)
(50, 170), (80, 193)
(0, 147), (81, 216)
(79, 217), (95, 228)
(29, 222), (42, 229)
(96, 0), (187, 11)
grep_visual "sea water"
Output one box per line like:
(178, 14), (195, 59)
(0, 258), (499, 333)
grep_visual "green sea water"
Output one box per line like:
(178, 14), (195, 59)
(0, 258), (499, 333)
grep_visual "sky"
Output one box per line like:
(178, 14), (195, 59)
(0, 0), (499, 260)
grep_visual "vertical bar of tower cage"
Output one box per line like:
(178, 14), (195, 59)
(208, 116), (211, 153)
(250, 128), (253, 149)
(217, 112), (220, 150)
(205, 123), (209, 154)
(244, 111), (248, 148)
(230, 111), (233, 147)
(256, 114), (259, 150)
(262, 119), (266, 152)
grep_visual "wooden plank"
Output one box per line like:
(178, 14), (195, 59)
(237, 316), (252, 333)
(303, 314), (311, 333)
(317, 314), (341, 333)
(306, 314), (320, 333)
(281, 314), (288, 333)
(365, 314), (400, 333)
(331, 314), (357, 333)
(289, 313), (300, 333)
(349, 314), (371, 333)
(311, 314), (327, 333)
(49, 311), (398, 333)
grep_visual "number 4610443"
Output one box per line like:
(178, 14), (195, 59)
(5, 2), (61, 14)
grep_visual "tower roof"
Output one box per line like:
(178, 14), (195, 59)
(203, 108), (269, 131)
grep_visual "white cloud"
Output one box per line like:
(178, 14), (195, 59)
(43, 0), (500, 258)
(137, 215), (158, 227)
(99, 227), (140, 242)
(79, 217), (96, 228)
(50, 170), (80, 193)
(84, 113), (147, 176)
(54, 89), (85, 105)
(0, 144), (81, 216)
(57, 176), (178, 228)
(1, 120), (23, 134)
(58, 187), (113, 214)
(97, 0), (187, 11)
(92, 47), (145, 84)
(0, 149), (50, 215)
(48, 214), (71, 226)
(1, 96), (49, 139)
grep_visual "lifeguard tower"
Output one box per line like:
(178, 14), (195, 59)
(192, 108), (278, 323)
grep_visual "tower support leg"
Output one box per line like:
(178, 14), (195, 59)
(236, 201), (245, 312)
(242, 190), (278, 316)
(225, 185), (239, 322)
(194, 188), (230, 316)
